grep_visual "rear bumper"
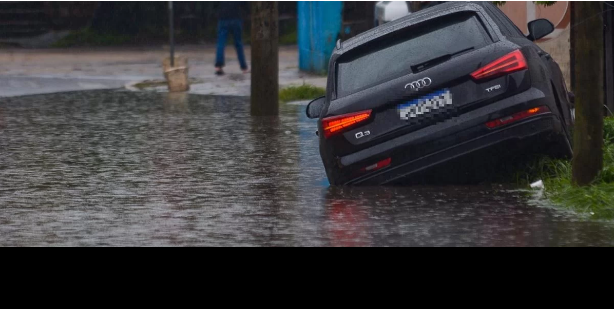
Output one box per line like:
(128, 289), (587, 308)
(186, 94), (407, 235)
(333, 87), (566, 185)
(345, 115), (561, 185)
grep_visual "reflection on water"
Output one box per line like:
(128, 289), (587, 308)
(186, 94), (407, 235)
(0, 90), (612, 246)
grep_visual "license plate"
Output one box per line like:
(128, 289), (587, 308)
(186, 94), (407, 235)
(399, 90), (453, 120)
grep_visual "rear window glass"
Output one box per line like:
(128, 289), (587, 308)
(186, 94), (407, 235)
(336, 12), (491, 98)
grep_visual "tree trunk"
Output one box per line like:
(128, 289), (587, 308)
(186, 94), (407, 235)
(572, 1), (605, 186)
(251, 2), (279, 116)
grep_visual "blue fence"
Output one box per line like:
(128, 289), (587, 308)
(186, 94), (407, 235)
(298, 1), (343, 74)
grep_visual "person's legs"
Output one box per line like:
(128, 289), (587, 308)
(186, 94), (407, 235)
(215, 20), (229, 74)
(230, 19), (249, 72)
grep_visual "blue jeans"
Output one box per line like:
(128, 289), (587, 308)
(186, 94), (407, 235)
(215, 19), (248, 70)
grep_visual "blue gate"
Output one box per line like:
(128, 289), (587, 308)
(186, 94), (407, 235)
(298, 1), (343, 74)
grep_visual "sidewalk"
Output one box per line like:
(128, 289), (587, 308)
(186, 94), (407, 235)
(0, 45), (327, 97)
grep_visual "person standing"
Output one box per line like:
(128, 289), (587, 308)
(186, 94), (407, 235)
(215, 1), (250, 76)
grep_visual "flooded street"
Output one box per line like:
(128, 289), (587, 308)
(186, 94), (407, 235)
(0, 90), (613, 246)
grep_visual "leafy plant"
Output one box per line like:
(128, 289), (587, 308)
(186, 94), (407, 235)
(525, 118), (614, 219)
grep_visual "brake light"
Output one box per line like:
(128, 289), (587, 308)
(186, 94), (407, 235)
(471, 50), (528, 80)
(486, 106), (550, 129)
(361, 158), (392, 173)
(322, 110), (372, 139)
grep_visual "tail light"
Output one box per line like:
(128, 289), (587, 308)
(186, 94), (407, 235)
(486, 106), (550, 129)
(322, 110), (372, 139)
(361, 158), (392, 173)
(471, 50), (528, 80)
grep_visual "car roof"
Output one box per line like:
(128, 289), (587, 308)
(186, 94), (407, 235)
(337, 1), (502, 55)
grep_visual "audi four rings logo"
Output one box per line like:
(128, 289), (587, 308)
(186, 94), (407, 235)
(405, 78), (432, 90)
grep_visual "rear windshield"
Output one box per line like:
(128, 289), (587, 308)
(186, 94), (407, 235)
(336, 13), (491, 98)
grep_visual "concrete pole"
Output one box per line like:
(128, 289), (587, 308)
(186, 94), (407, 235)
(251, 2), (279, 116)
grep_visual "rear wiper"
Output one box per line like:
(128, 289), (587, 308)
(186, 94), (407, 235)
(410, 47), (475, 73)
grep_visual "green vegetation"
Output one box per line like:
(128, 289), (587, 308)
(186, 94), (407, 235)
(52, 29), (131, 48)
(133, 80), (168, 90)
(605, 116), (614, 144)
(279, 31), (298, 45)
(525, 118), (614, 219)
(279, 22), (298, 45)
(279, 84), (326, 103)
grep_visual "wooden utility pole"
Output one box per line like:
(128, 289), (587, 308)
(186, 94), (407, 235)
(251, 2), (279, 116)
(572, 2), (605, 186)
(606, 3), (614, 114)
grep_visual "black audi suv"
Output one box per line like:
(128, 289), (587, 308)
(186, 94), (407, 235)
(306, 1), (574, 186)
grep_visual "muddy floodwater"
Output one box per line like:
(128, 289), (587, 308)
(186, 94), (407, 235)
(0, 90), (613, 246)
